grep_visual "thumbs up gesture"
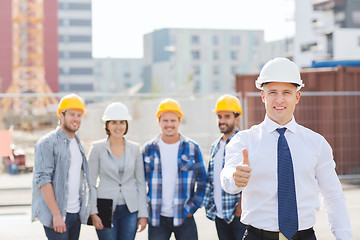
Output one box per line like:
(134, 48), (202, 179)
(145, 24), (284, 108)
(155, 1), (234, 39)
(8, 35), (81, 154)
(233, 148), (251, 188)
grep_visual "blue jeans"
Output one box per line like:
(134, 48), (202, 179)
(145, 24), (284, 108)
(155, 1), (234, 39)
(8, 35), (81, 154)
(148, 215), (198, 240)
(215, 216), (247, 240)
(43, 212), (81, 240)
(96, 205), (138, 240)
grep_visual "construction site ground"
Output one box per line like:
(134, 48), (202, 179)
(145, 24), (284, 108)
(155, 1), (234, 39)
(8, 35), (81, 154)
(0, 172), (359, 240)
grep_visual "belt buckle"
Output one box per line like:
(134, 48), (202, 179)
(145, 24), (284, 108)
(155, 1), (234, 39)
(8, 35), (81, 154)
(279, 232), (289, 240)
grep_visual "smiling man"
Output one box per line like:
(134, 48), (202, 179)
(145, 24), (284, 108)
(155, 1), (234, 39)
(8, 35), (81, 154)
(204, 94), (246, 240)
(32, 94), (92, 240)
(221, 58), (352, 240)
(142, 98), (207, 240)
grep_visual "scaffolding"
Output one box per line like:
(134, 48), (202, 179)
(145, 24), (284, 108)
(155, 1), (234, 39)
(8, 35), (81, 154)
(1, 0), (57, 118)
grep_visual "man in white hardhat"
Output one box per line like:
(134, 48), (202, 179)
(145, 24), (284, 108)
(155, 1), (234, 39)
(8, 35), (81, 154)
(221, 58), (352, 239)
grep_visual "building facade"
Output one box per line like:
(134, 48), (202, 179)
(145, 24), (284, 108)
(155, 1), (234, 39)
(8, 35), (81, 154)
(58, 0), (94, 92)
(143, 28), (265, 94)
(93, 58), (142, 94)
(294, 0), (360, 68)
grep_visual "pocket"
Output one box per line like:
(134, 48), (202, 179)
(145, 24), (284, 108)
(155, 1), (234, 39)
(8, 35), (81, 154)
(180, 155), (195, 171)
(144, 156), (154, 172)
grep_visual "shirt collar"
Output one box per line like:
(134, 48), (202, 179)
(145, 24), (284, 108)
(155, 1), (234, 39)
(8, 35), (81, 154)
(263, 115), (297, 134)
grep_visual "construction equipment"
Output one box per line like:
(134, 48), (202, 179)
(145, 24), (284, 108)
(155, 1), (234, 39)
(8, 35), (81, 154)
(1, 0), (57, 121)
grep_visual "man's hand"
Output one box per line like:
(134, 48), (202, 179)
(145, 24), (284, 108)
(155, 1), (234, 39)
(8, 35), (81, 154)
(137, 217), (148, 232)
(91, 214), (104, 230)
(53, 214), (66, 233)
(233, 149), (251, 188)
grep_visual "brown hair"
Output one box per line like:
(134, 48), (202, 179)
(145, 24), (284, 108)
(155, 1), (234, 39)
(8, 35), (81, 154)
(105, 120), (128, 136)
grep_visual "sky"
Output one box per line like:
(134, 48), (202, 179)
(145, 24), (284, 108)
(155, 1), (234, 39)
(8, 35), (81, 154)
(92, 0), (294, 58)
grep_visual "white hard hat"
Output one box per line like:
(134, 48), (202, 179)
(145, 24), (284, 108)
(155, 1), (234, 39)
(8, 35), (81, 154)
(102, 102), (132, 122)
(255, 58), (304, 91)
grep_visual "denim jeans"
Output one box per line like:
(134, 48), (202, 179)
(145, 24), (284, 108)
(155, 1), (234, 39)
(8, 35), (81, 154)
(43, 212), (81, 240)
(215, 216), (247, 240)
(96, 205), (138, 240)
(148, 215), (198, 240)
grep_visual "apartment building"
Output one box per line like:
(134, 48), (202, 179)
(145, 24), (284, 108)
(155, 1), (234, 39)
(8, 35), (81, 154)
(294, 0), (360, 67)
(93, 58), (142, 94)
(58, 0), (94, 92)
(143, 28), (265, 94)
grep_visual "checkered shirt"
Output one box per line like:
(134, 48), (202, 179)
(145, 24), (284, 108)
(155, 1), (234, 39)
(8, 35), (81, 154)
(204, 130), (241, 224)
(143, 134), (207, 227)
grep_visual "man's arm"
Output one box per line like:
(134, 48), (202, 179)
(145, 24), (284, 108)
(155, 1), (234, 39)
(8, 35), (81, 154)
(40, 183), (66, 233)
(187, 145), (207, 215)
(316, 138), (352, 239)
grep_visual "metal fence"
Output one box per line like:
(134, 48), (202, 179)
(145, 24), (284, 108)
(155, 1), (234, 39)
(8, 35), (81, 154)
(1, 91), (359, 176)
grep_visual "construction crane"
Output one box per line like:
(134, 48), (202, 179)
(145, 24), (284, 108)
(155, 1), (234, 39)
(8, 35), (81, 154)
(1, 0), (57, 119)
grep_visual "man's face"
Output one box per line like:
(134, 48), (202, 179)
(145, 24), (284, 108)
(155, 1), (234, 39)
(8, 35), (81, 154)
(261, 82), (300, 125)
(217, 110), (238, 135)
(158, 111), (180, 138)
(60, 109), (83, 134)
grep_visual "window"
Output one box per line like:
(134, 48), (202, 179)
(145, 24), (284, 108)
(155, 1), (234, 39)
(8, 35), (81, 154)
(69, 52), (92, 59)
(69, 35), (92, 42)
(68, 3), (91, 10)
(69, 84), (93, 91)
(191, 35), (200, 44)
(192, 50), (200, 60)
(212, 36), (219, 45)
(59, 19), (69, 26)
(194, 80), (201, 92)
(213, 66), (220, 75)
(213, 51), (219, 60)
(69, 68), (93, 75)
(213, 80), (220, 91)
(124, 72), (131, 78)
(69, 19), (92, 26)
(193, 65), (200, 75)
(231, 66), (238, 74)
(231, 51), (238, 60)
(301, 42), (317, 52)
(352, 11), (360, 24)
(231, 36), (241, 45)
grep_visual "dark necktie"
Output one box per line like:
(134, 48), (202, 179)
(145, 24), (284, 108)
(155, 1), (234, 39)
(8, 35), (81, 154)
(277, 128), (298, 239)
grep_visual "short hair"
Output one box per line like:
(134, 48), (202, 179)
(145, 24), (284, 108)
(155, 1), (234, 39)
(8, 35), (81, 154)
(105, 120), (128, 136)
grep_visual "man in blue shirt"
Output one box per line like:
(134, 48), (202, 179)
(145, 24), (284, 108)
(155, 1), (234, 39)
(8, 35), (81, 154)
(143, 98), (207, 240)
(204, 94), (246, 240)
(32, 94), (92, 240)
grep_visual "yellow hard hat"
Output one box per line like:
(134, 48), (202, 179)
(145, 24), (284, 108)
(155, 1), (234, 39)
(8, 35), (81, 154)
(57, 94), (86, 116)
(214, 94), (242, 117)
(156, 98), (183, 120)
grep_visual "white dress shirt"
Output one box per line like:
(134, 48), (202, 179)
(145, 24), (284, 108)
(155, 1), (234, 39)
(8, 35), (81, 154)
(221, 115), (352, 240)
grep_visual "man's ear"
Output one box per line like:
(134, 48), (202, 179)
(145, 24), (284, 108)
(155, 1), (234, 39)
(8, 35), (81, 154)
(261, 91), (265, 103)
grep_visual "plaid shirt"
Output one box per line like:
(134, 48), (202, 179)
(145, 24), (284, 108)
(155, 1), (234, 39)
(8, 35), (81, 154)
(204, 130), (241, 224)
(143, 134), (207, 226)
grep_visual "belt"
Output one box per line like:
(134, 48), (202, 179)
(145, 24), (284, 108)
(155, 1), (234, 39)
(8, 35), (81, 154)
(247, 225), (314, 240)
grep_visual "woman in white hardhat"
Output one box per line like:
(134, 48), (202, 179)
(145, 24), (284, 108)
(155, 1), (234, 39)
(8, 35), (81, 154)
(88, 102), (148, 240)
